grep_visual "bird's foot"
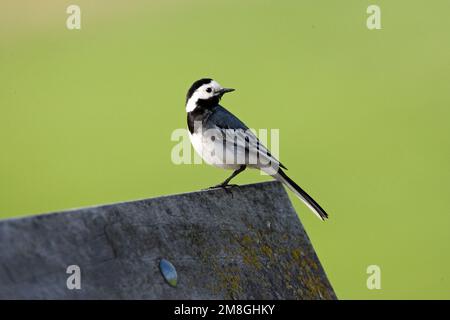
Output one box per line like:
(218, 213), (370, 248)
(203, 184), (239, 196)
(206, 183), (239, 190)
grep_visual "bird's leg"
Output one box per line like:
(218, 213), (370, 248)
(209, 165), (246, 189)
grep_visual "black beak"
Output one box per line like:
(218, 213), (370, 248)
(217, 88), (235, 95)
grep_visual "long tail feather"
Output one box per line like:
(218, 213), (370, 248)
(274, 169), (328, 221)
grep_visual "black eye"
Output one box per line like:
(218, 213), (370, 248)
(206, 87), (212, 93)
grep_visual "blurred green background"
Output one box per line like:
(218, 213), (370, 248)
(1, 0), (449, 299)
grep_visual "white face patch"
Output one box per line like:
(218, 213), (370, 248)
(186, 80), (223, 112)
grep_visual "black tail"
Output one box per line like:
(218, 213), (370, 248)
(275, 169), (328, 221)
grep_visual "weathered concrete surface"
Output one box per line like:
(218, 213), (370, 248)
(0, 181), (336, 299)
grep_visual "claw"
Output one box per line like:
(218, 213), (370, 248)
(207, 183), (239, 189)
(203, 183), (240, 194)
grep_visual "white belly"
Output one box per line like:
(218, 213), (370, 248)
(189, 131), (240, 170)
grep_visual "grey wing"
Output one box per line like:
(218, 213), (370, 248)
(207, 105), (287, 170)
(205, 105), (249, 131)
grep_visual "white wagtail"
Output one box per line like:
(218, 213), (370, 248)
(186, 78), (328, 220)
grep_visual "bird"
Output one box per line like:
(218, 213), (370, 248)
(186, 78), (328, 220)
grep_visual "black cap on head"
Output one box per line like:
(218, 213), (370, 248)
(186, 78), (212, 102)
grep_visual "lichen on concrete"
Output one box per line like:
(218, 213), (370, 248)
(0, 181), (336, 299)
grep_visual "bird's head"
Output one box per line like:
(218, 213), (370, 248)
(185, 78), (235, 112)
